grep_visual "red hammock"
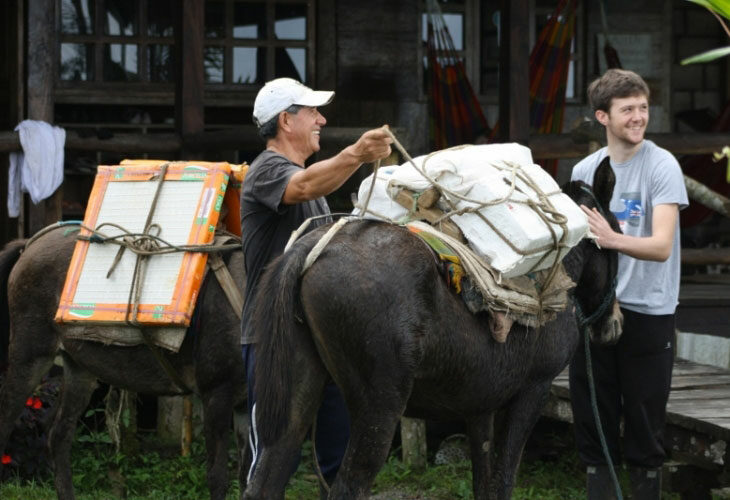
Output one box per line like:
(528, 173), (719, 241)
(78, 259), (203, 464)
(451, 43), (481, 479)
(528, 0), (577, 177)
(425, 1), (490, 150)
(486, 0), (577, 177)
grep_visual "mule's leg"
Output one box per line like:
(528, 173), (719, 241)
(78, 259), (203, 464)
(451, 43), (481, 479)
(0, 328), (57, 465)
(466, 413), (494, 500)
(233, 397), (251, 495)
(243, 355), (329, 500)
(326, 375), (412, 500)
(488, 382), (551, 500)
(48, 353), (98, 500)
(199, 382), (237, 500)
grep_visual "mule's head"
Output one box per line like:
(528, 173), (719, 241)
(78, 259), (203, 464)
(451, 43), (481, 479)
(562, 157), (623, 345)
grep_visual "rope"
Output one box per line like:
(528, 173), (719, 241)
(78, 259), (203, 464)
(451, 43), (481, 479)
(301, 217), (352, 275)
(574, 271), (622, 500)
(358, 158), (382, 220)
(377, 128), (570, 293)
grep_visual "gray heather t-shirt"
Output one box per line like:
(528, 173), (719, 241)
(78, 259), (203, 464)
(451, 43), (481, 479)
(571, 140), (688, 315)
(239, 150), (331, 344)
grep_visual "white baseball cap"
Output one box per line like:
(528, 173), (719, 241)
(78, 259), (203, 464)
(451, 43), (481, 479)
(252, 78), (334, 127)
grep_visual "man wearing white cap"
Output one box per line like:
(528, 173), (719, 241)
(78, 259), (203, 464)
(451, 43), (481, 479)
(240, 77), (392, 492)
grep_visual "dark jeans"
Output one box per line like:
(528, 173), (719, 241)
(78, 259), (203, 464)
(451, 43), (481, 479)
(569, 308), (674, 468)
(242, 343), (350, 484)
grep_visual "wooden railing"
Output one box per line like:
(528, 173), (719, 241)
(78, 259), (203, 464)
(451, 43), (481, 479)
(2, 128), (730, 158)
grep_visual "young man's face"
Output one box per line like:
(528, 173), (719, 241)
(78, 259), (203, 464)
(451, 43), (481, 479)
(596, 94), (649, 148)
(284, 106), (327, 158)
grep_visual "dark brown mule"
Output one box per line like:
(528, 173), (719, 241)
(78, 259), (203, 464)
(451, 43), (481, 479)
(244, 159), (622, 500)
(0, 227), (248, 500)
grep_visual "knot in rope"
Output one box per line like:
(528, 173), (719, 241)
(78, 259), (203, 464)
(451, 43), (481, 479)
(124, 224), (162, 254)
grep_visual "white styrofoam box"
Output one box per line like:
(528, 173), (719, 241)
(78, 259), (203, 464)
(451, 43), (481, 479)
(385, 153), (463, 198)
(440, 150), (589, 277)
(352, 165), (409, 221)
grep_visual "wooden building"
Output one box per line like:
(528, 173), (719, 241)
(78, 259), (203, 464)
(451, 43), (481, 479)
(2, 0), (730, 245)
(1, 0), (730, 467)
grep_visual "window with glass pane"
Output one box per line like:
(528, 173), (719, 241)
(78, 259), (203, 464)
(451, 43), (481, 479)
(204, 0), (313, 86)
(58, 0), (178, 84)
(60, 43), (95, 81)
(148, 0), (175, 37)
(205, 0), (226, 38)
(275, 4), (307, 40)
(149, 45), (175, 82)
(104, 44), (139, 81)
(234, 47), (264, 83)
(234, 3), (266, 39)
(205, 46), (225, 83)
(105, 0), (137, 36)
(61, 0), (94, 35)
(276, 48), (306, 82)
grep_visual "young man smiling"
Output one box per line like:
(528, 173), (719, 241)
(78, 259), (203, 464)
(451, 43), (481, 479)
(568, 69), (688, 499)
(240, 77), (392, 492)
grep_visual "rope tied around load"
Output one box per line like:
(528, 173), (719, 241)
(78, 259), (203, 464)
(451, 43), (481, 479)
(353, 127), (572, 294)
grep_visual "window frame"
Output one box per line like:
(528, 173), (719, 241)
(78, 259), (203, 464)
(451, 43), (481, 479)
(203, 0), (316, 90)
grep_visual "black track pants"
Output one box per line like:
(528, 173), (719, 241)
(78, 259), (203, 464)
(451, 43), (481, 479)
(569, 308), (675, 468)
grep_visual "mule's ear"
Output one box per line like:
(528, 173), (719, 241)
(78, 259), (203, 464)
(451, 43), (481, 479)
(593, 157), (615, 210)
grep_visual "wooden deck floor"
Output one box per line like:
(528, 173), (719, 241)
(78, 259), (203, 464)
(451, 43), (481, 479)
(545, 357), (730, 495)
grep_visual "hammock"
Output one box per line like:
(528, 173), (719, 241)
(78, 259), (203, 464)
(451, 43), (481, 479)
(528, 0), (577, 177)
(425, 0), (490, 150)
(485, 0), (577, 177)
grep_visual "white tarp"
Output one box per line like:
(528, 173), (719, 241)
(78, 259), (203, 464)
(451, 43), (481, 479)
(353, 143), (589, 278)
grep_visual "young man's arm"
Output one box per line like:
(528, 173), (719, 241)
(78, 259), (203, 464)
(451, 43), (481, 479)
(282, 128), (392, 204)
(580, 203), (679, 261)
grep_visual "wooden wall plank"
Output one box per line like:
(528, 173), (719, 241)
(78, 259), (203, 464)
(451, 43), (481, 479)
(498, 0), (529, 144)
(177, 0), (205, 158)
(26, 0), (62, 234)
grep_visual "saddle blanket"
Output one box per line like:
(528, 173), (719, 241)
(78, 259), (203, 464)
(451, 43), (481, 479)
(407, 221), (575, 342)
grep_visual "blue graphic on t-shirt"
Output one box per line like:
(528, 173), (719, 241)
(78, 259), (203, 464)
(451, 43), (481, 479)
(612, 192), (643, 227)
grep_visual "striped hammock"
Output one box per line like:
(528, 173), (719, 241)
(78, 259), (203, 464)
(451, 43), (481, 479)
(529, 0), (577, 176)
(425, 0), (490, 150)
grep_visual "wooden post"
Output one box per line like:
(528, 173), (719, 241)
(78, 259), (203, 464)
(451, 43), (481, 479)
(400, 417), (427, 470)
(26, 0), (63, 235)
(181, 396), (193, 456)
(176, 0), (205, 159)
(160, 0), (206, 455)
(498, 0), (530, 144)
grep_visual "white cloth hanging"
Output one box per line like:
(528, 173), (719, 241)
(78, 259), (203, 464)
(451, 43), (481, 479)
(7, 120), (65, 217)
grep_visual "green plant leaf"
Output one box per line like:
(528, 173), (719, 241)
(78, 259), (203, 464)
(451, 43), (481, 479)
(681, 45), (730, 64)
(686, 0), (730, 18)
(685, 0), (713, 8)
(707, 0), (730, 19)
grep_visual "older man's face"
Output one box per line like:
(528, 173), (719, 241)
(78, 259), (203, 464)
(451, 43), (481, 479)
(286, 106), (327, 158)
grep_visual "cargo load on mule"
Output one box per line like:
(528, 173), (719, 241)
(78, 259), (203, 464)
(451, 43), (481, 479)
(54, 159), (247, 351)
(351, 141), (590, 342)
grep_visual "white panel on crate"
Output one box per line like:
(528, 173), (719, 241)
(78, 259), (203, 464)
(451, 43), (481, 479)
(73, 180), (208, 305)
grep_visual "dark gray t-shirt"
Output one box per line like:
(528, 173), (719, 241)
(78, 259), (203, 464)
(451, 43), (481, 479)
(240, 150), (331, 344)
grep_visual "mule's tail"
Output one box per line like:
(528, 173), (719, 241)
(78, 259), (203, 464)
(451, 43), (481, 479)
(0, 240), (26, 365)
(251, 240), (312, 445)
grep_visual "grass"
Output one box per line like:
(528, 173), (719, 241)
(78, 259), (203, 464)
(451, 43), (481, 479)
(0, 428), (710, 500)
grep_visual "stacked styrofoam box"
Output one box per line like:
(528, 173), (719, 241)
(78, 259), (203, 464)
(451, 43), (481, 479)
(354, 143), (589, 278)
